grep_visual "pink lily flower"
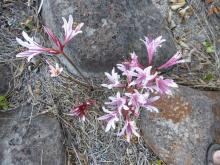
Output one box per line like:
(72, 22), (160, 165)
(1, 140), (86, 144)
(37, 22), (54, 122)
(129, 66), (157, 88)
(125, 90), (145, 114)
(129, 52), (142, 68)
(141, 36), (165, 65)
(98, 107), (119, 132)
(105, 92), (129, 113)
(62, 15), (84, 45)
(16, 15), (84, 61)
(157, 51), (185, 70)
(16, 31), (59, 61)
(47, 61), (63, 77)
(43, 26), (64, 52)
(141, 92), (160, 112)
(118, 120), (140, 142)
(67, 100), (96, 122)
(117, 63), (136, 83)
(155, 76), (178, 95)
(102, 68), (124, 89)
(116, 52), (141, 83)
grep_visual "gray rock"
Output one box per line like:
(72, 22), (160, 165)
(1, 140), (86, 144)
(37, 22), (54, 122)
(41, 0), (176, 74)
(140, 86), (220, 165)
(0, 63), (12, 95)
(0, 105), (65, 165)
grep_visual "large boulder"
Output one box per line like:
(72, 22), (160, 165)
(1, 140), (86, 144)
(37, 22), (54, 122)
(41, 0), (176, 74)
(140, 86), (220, 165)
(0, 105), (65, 165)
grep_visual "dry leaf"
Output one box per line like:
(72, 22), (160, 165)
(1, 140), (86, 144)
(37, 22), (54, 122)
(178, 5), (193, 22)
(169, 0), (185, 3)
(179, 40), (190, 49)
(208, 6), (220, 15)
(206, 0), (214, 4)
(167, 9), (172, 24)
(20, 16), (34, 29)
(27, 84), (34, 98)
(179, 6), (190, 17)
(15, 61), (25, 78)
(170, 0), (186, 10)
(171, 2), (186, 10)
(170, 20), (176, 29)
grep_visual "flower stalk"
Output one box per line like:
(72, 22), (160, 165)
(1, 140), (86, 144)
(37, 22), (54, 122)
(62, 52), (93, 89)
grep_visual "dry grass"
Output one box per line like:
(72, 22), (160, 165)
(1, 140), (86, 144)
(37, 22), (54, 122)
(153, 0), (220, 90)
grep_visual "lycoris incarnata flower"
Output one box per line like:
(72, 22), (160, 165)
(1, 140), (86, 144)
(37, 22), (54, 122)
(155, 76), (178, 95)
(117, 52), (141, 83)
(98, 107), (119, 132)
(16, 31), (59, 62)
(118, 120), (140, 142)
(105, 92), (129, 113)
(129, 52), (142, 68)
(141, 36), (165, 65)
(47, 61), (63, 77)
(100, 35), (185, 142)
(67, 100), (96, 122)
(157, 51), (185, 70)
(101, 68), (124, 89)
(16, 15), (83, 61)
(141, 93), (160, 113)
(125, 90), (145, 112)
(62, 15), (84, 45)
(129, 66), (157, 88)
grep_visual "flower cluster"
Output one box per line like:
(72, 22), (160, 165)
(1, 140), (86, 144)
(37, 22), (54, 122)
(16, 15), (83, 77)
(100, 36), (185, 142)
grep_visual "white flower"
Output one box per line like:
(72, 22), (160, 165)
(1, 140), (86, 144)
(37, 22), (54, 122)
(47, 61), (63, 77)
(118, 120), (140, 142)
(105, 92), (129, 113)
(98, 107), (119, 132)
(129, 66), (157, 88)
(101, 68), (124, 89)
(62, 15), (84, 45)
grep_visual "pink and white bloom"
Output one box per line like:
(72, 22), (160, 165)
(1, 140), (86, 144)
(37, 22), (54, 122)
(47, 61), (63, 77)
(141, 93), (160, 113)
(155, 76), (178, 95)
(141, 36), (165, 65)
(129, 52), (142, 68)
(16, 15), (84, 62)
(98, 107), (119, 132)
(158, 51), (185, 70)
(117, 63), (137, 83)
(62, 15), (84, 45)
(16, 31), (59, 61)
(118, 120), (140, 142)
(129, 66), (157, 88)
(117, 52), (141, 82)
(102, 68), (124, 89)
(125, 90), (145, 113)
(105, 92), (129, 113)
(67, 100), (96, 122)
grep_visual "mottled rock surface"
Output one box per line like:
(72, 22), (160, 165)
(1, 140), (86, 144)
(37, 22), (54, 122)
(0, 105), (65, 165)
(140, 86), (220, 165)
(42, 0), (176, 73)
(0, 63), (12, 95)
